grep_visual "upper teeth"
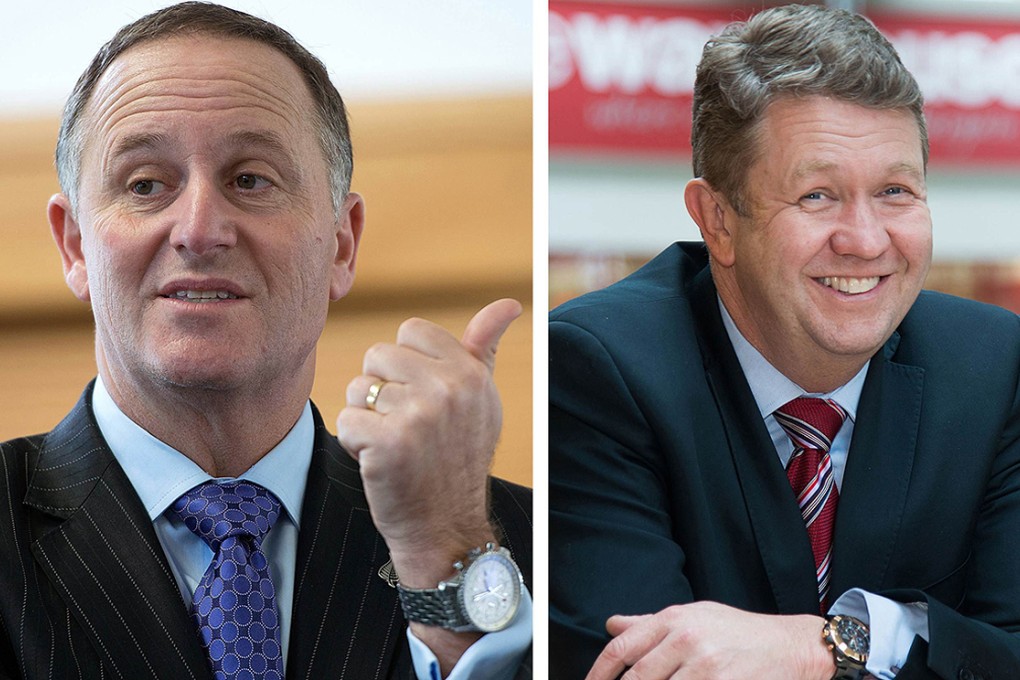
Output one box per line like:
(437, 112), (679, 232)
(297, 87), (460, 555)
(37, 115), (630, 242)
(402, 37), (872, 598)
(171, 290), (238, 301)
(820, 277), (880, 294)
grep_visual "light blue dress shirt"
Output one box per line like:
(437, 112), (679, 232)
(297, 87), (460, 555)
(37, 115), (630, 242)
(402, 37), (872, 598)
(91, 377), (530, 680)
(719, 301), (929, 679)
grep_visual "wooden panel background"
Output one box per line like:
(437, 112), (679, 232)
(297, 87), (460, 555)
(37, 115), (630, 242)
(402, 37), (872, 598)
(0, 94), (533, 486)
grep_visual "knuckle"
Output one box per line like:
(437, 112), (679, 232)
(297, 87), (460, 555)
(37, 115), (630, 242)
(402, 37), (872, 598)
(397, 317), (427, 340)
(345, 380), (363, 405)
(362, 343), (388, 370)
(335, 412), (358, 444)
(669, 627), (696, 653)
(601, 636), (632, 666)
(663, 604), (686, 618)
(431, 374), (459, 402)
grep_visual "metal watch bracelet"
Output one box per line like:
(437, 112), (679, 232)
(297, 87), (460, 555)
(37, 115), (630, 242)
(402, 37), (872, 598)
(386, 543), (523, 633)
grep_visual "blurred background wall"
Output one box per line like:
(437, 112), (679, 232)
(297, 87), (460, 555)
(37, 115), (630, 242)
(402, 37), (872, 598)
(0, 1), (533, 486)
(549, 0), (1020, 317)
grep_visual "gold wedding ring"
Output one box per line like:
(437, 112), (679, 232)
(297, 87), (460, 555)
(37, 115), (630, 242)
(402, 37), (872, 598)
(366, 380), (387, 411)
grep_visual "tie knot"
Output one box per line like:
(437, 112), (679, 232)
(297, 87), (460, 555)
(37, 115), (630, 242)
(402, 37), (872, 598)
(775, 397), (847, 452)
(170, 480), (281, 550)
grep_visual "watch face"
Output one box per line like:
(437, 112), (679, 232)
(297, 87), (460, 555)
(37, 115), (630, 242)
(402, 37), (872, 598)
(835, 617), (870, 662)
(460, 551), (523, 632)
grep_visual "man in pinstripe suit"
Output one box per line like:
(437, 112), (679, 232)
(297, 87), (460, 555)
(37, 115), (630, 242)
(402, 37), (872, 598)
(0, 4), (531, 679)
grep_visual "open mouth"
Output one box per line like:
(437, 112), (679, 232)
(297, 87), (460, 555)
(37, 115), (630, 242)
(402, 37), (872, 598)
(164, 290), (240, 303)
(817, 276), (881, 295)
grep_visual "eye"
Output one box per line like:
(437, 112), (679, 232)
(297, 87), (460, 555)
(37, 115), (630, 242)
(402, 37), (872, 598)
(131, 179), (164, 196)
(802, 191), (824, 201)
(235, 174), (270, 191)
(884, 186), (906, 196)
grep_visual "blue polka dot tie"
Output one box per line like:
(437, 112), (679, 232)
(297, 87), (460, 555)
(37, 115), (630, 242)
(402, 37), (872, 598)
(170, 481), (285, 680)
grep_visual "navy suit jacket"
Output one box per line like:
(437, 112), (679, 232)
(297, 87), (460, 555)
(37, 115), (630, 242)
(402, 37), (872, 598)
(0, 383), (532, 679)
(550, 242), (1020, 679)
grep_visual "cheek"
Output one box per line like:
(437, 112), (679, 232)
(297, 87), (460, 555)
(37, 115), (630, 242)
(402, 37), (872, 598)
(83, 219), (158, 298)
(264, 234), (333, 301)
(890, 214), (933, 270)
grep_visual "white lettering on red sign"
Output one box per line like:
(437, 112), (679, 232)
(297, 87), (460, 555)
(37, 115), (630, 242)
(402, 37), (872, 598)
(890, 29), (1020, 108)
(549, 10), (722, 96)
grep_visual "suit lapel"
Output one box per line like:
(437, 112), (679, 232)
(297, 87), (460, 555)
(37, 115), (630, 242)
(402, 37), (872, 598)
(830, 333), (924, 598)
(24, 386), (209, 679)
(690, 272), (823, 614)
(287, 409), (406, 680)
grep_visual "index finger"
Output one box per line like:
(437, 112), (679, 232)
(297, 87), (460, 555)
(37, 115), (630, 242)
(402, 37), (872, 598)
(585, 616), (661, 680)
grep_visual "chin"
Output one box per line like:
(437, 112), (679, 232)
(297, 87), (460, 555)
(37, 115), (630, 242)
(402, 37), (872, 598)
(147, 358), (249, 392)
(817, 328), (891, 361)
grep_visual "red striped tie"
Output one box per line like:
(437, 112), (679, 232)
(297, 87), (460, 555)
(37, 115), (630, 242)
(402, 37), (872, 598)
(775, 397), (848, 613)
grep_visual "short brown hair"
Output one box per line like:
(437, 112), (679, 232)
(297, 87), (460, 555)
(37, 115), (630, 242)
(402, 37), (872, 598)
(691, 4), (927, 216)
(56, 1), (352, 216)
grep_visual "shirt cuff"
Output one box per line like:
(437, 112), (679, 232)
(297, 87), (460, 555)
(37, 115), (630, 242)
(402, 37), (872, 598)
(407, 587), (532, 680)
(829, 588), (929, 679)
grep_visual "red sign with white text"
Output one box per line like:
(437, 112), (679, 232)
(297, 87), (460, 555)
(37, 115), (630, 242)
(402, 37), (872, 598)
(549, 2), (1020, 166)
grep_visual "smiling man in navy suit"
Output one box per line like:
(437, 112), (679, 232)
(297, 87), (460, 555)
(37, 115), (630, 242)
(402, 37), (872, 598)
(0, 4), (531, 679)
(551, 5), (1020, 680)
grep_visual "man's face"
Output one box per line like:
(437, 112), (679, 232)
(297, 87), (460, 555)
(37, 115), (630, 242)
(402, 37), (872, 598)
(53, 36), (361, 395)
(715, 96), (931, 386)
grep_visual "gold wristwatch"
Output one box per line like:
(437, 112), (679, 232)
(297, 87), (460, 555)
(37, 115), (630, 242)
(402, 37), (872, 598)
(823, 614), (870, 679)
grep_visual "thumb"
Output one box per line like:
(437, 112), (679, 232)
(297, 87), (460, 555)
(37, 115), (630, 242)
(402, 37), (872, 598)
(461, 298), (522, 371)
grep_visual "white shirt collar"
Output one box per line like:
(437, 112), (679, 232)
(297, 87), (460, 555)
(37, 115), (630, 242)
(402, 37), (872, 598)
(91, 375), (314, 528)
(717, 298), (867, 421)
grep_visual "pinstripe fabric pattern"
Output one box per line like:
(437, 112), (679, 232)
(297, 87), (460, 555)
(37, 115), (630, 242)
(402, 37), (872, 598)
(775, 397), (847, 612)
(1, 383), (533, 680)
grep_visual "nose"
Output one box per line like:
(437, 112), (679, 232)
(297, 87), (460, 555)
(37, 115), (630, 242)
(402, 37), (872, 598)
(168, 178), (237, 255)
(829, 199), (891, 260)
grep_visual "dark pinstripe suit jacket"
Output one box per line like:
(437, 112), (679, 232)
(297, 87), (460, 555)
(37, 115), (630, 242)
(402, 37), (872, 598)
(0, 383), (533, 680)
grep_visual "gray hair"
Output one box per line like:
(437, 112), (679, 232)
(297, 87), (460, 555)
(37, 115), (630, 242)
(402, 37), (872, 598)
(692, 4), (927, 216)
(55, 1), (352, 217)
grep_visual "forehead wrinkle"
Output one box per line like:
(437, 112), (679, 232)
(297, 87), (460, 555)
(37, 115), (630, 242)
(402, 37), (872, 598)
(82, 40), (314, 166)
(93, 34), (308, 112)
(86, 95), (308, 192)
(91, 77), (302, 137)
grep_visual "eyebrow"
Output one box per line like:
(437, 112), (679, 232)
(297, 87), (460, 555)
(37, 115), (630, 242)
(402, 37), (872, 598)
(886, 161), (927, 182)
(105, 128), (303, 188)
(109, 130), (295, 160)
(224, 130), (295, 162)
(108, 132), (172, 160)
(793, 160), (925, 182)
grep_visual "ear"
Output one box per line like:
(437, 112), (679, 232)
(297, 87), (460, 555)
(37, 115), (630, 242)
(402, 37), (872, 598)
(684, 178), (736, 268)
(329, 192), (365, 301)
(48, 193), (91, 302)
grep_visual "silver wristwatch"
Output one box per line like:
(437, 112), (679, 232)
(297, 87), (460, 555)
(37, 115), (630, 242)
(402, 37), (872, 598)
(823, 615), (870, 680)
(390, 542), (524, 632)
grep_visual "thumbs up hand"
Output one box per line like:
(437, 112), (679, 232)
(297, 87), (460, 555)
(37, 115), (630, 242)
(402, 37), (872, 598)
(337, 299), (522, 587)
